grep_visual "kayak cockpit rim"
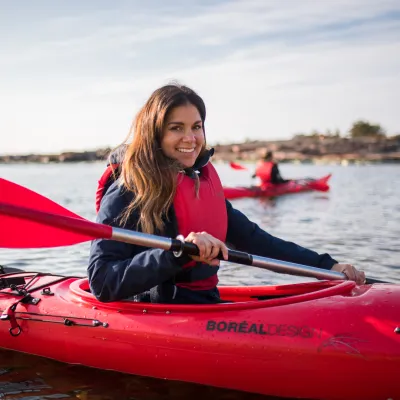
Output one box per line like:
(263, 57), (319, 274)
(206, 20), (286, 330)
(68, 278), (356, 313)
(0, 271), (358, 313)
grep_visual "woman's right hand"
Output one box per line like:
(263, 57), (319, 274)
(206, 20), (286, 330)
(331, 263), (366, 285)
(184, 231), (229, 266)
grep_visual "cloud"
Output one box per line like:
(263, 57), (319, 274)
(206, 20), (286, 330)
(0, 0), (399, 153)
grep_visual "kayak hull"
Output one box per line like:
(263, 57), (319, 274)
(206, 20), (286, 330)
(223, 174), (331, 200)
(0, 271), (399, 400)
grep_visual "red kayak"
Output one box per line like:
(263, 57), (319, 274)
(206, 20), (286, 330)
(223, 174), (331, 200)
(0, 269), (399, 400)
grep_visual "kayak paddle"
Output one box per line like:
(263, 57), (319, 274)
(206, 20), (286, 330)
(0, 178), (387, 284)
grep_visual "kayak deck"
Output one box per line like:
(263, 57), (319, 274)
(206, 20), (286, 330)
(0, 271), (399, 400)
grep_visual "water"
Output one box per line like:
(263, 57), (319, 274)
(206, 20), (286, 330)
(0, 348), (270, 400)
(0, 162), (399, 399)
(1, 162), (399, 282)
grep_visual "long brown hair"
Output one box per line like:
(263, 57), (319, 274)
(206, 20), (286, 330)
(117, 83), (207, 234)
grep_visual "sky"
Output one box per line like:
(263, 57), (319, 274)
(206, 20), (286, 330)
(1, 0), (400, 155)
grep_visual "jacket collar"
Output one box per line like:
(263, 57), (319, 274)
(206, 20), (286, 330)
(183, 148), (214, 178)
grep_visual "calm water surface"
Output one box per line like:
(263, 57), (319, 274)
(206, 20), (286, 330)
(0, 162), (399, 399)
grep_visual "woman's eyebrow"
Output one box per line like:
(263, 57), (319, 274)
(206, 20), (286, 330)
(167, 120), (202, 125)
(167, 121), (184, 125)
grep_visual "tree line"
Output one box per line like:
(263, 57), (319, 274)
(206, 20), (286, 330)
(298, 120), (396, 139)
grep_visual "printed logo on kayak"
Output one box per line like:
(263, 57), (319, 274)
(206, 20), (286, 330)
(206, 320), (322, 339)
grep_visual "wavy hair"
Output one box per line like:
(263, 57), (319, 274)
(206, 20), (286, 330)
(115, 83), (207, 234)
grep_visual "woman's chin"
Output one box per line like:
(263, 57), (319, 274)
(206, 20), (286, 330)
(181, 161), (196, 169)
(177, 154), (197, 168)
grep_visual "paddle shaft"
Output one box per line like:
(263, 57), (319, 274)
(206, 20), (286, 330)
(112, 228), (383, 284)
(0, 202), (387, 284)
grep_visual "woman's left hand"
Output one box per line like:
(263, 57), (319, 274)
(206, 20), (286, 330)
(184, 231), (229, 266)
(331, 263), (366, 285)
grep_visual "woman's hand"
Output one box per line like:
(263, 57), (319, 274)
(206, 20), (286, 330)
(184, 231), (229, 266)
(331, 263), (366, 285)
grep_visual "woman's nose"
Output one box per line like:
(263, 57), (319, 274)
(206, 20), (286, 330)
(182, 130), (196, 141)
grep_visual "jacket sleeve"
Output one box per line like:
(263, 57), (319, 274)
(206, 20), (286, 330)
(225, 200), (337, 270)
(271, 164), (288, 184)
(88, 182), (191, 302)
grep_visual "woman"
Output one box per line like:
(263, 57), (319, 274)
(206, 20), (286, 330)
(88, 83), (365, 304)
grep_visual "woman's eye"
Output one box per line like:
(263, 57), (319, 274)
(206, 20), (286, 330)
(170, 126), (182, 131)
(193, 125), (202, 130)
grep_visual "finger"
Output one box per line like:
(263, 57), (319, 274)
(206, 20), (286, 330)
(221, 243), (229, 260)
(199, 234), (219, 259)
(357, 271), (366, 285)
(185, 232), (196, 241)
(184, 233), (200, 260)
(202, 238), (215, 259)
(343, 265), (356, 281)
(192, 238), (206, 258)
(350, 265), (357, 281)
(209, 243), (221, 260)
(350, 269), (357, 282)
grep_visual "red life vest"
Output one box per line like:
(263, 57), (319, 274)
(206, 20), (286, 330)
(173, 162), (227, 290)
(96, 164), (119, 213)
(255, 161), (274, 184)
(95, 161), (228, 291)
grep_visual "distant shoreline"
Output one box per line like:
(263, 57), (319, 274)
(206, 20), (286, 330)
(1, 135), (400, 164)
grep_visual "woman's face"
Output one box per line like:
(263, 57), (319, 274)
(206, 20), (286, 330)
(161, 104), (205, 168)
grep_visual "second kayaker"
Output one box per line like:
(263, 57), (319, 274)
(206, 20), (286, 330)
(88, 83), (366, 304)
(252, 150), (289, 187)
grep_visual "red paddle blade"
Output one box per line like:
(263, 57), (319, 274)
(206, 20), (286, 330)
(0, 178), (112, 248)
(307, 174), (332, 192)
(229, 161), (248, 171)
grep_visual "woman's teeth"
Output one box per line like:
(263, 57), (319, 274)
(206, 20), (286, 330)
(177, 148), (195, 153)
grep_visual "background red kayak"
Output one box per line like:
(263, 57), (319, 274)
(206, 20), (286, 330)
(223, 174), (331, 200)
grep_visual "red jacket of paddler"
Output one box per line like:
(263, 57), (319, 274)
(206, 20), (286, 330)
(255, 161), (274, 183)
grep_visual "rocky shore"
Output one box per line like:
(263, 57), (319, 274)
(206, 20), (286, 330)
(212, 135), (400, 164)
(1, 135), (400, 164)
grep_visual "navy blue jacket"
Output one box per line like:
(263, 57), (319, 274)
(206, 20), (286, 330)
(88, 181), (337, 303)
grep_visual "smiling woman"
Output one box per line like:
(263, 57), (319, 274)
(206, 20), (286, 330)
(88, 82), (365, 305)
